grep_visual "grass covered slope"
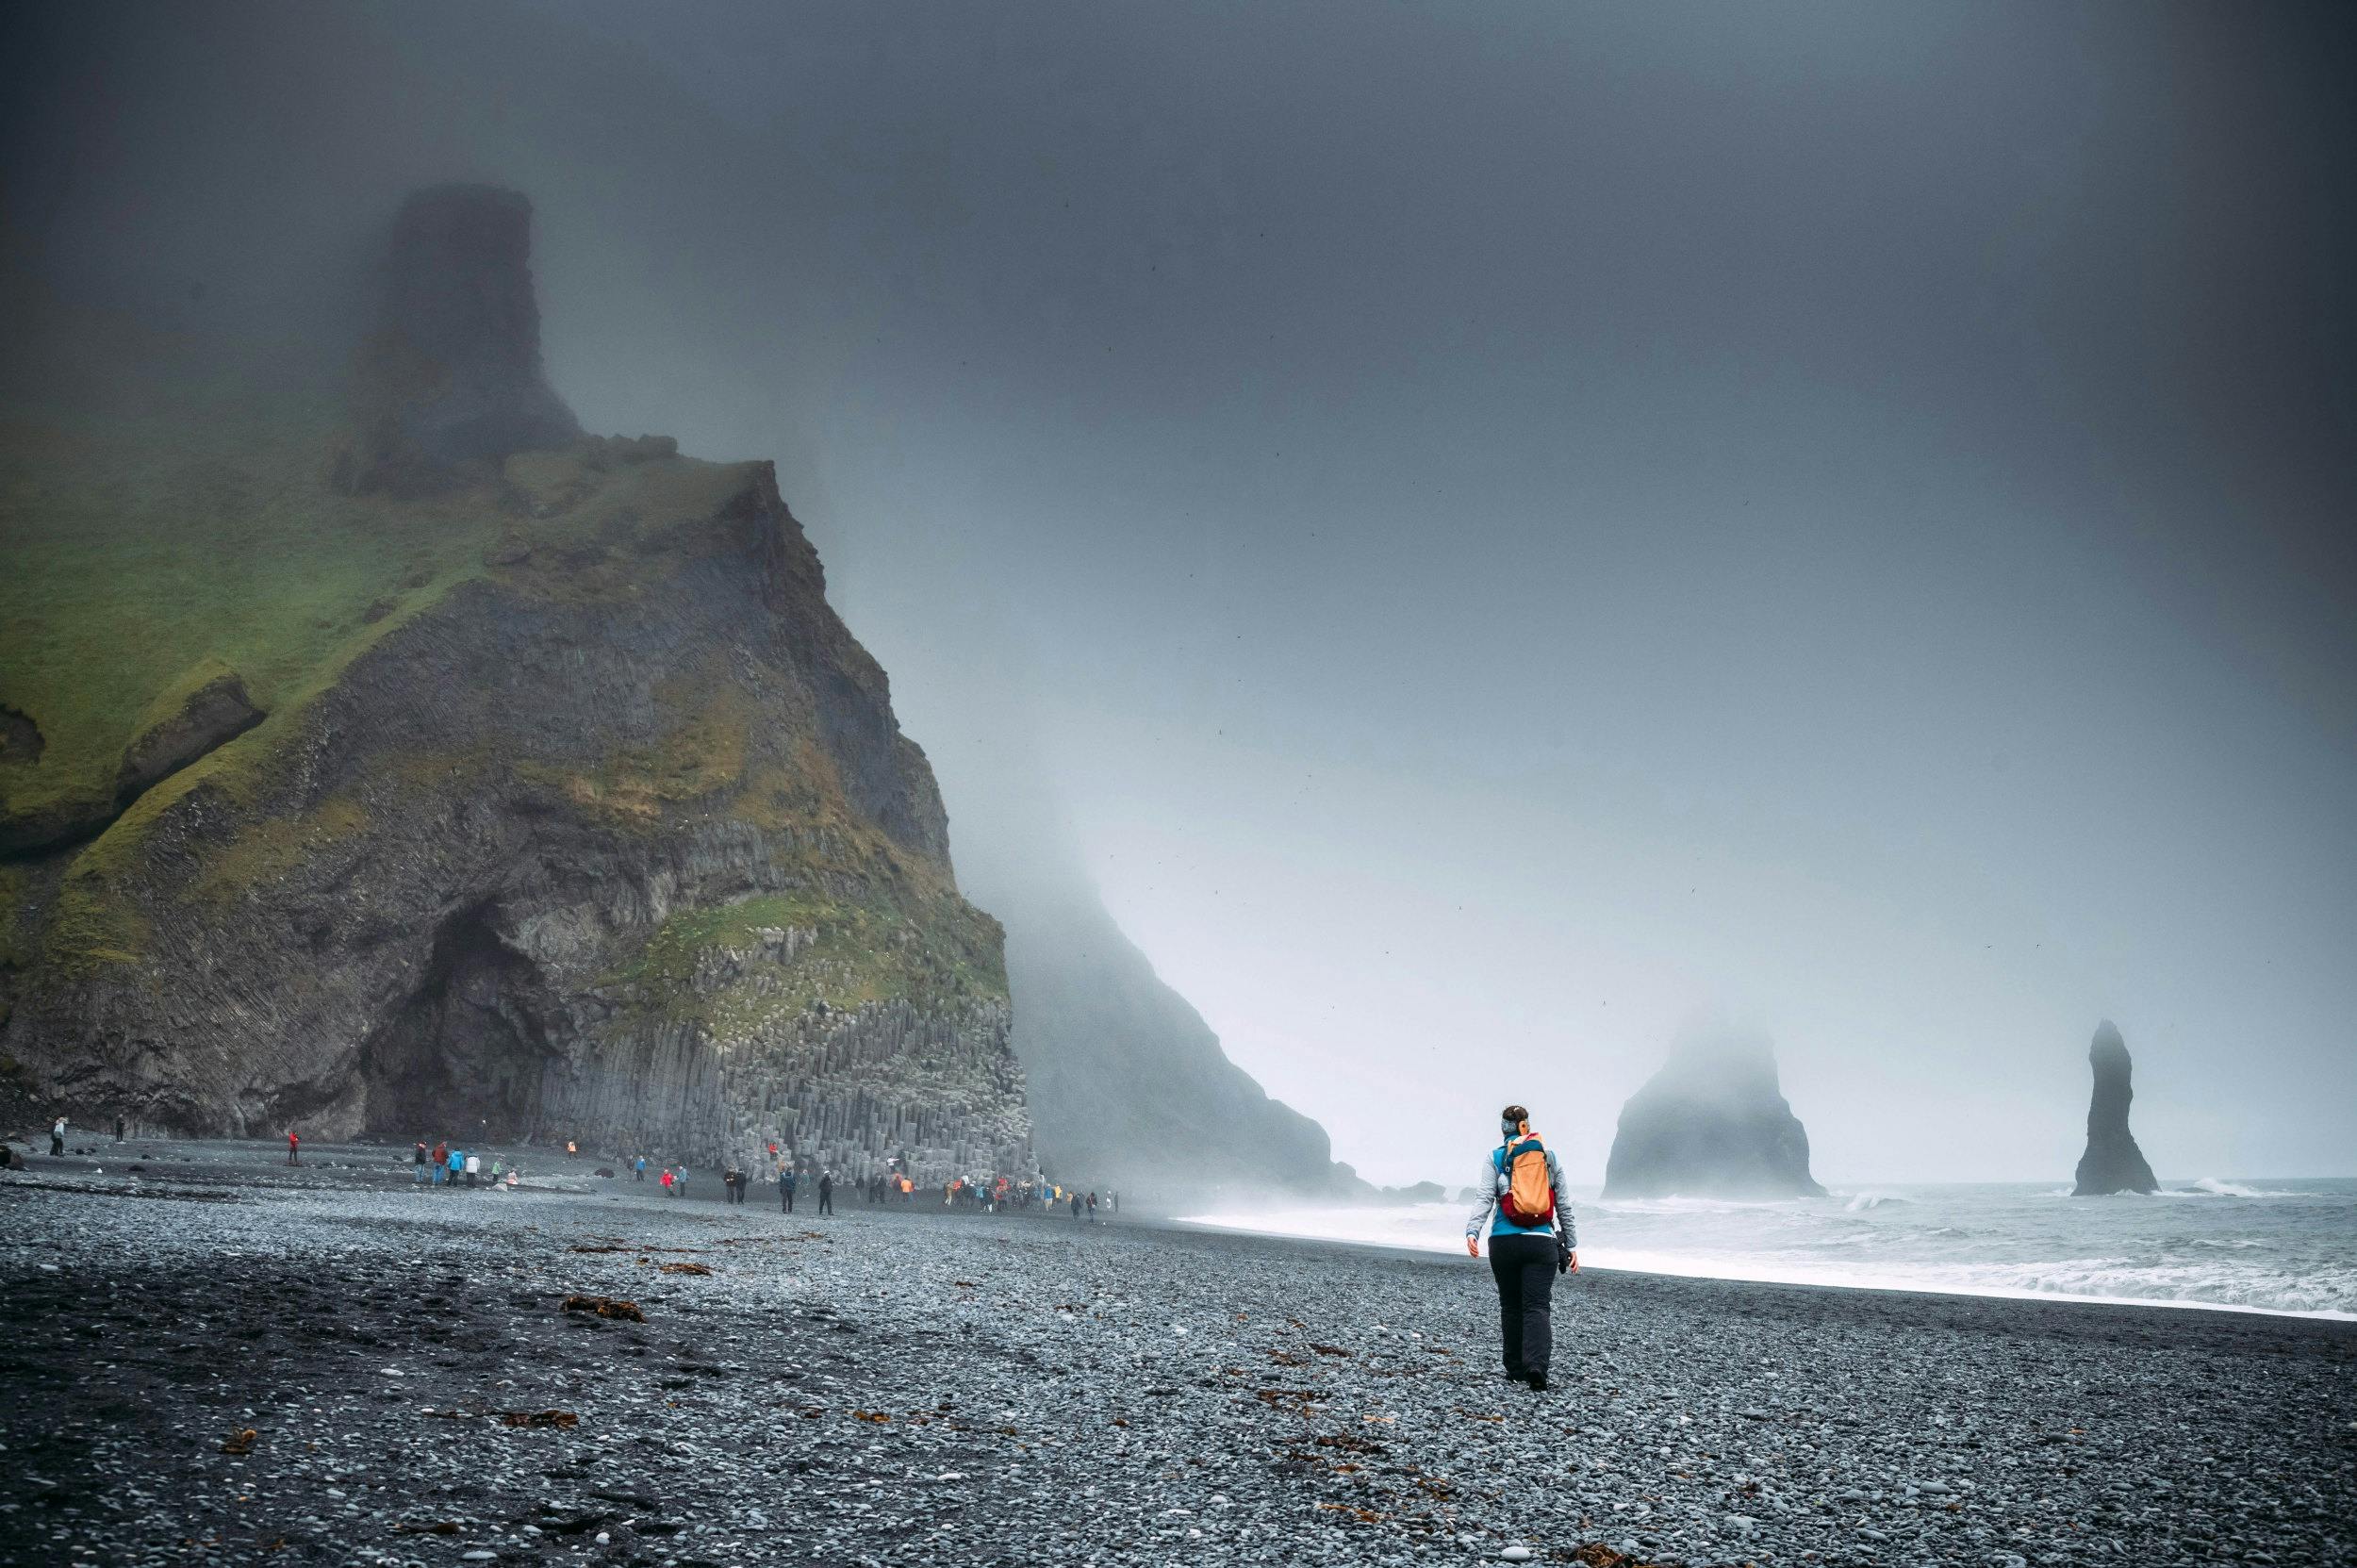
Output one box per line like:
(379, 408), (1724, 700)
(0, 382), (742, 846)
(0, 381), (480, 835)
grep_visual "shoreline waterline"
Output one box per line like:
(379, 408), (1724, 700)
(1177, 1177), (2357, 1322)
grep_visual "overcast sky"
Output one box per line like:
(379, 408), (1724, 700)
(9, 2), (2353, 1185)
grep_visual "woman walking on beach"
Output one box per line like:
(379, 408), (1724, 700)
(1466, 1104), (1576, 1392)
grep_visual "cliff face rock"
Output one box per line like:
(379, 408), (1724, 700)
(336, 184), (582, 494)
(6, 449), (1030, 1180)
(1603, 1034), (1825, 1199)
(2072, 1019), (2159, 1195)
(0, 191), (1030, 1185)
(981, 870), (1365, 1204)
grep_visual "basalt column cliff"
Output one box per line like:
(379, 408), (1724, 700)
(0, 187), (1032, 1183)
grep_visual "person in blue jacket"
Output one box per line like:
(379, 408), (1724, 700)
(1465, 1104), (1576, 1391)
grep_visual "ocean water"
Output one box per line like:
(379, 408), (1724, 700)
(1178, 1177), (2357, 1319)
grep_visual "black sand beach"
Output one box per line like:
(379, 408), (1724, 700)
(4, 1141), (2352, 1567)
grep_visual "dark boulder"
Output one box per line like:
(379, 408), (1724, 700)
(1604, 1033), (1825, 1199)
(2071, 1019), (2159, 1195)
(115, 658), (264, 804)
(0, 705), (42, 765)
(4, 664), (263, 858)
(0, 787), (117, 859)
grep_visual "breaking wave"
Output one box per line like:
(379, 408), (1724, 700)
(1178, 1177), (2357, 1319)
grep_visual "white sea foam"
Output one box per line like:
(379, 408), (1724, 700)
(1177, 1178), (2357, 1320)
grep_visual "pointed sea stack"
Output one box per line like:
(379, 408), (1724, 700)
(2071, 1019), (2158, 1195)
(1603, 1033), (1825, 1199)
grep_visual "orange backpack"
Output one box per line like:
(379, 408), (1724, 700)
(1497, 1132), (1555, 1227)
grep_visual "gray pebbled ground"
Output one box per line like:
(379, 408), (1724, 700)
(3, 1141), (2352, 1568)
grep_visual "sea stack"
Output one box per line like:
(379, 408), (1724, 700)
(336, 183), (582, 492)
(2071, 1019), (2159, 1195)
(1603, 1033), (1825, 1199)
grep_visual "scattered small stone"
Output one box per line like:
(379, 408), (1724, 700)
(560, 1294), (644, 1321)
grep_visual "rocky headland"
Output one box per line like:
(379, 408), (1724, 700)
(2072, 1019), (2160, 1196)
(1604, 1033), (1825, 1200)
(986, 868), (1367, 1204)
(0, 187), (1030, 1184)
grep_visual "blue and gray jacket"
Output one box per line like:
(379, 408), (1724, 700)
(1466, 1136), (1575, 1246)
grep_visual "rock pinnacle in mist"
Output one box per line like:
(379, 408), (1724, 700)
(1603, 1034), (1825, 1199)
(2071, 1019), (2160, 1196)
(335, 183), (581, 491)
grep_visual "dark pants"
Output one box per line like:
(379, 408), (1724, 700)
(817, 1189), (832, 1214)
(1489, 1232), (1557, 1378)
(781, 1188), (793, 1212)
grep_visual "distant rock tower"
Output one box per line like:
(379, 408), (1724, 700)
(335, 183), (581, 492)
(1603, 1033), (1825, 1199)
(2071, 1019), (2159, 1195)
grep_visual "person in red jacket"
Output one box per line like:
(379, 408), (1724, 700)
(286, 1129), (301, 1166)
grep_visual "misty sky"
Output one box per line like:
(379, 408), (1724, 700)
(8, 2), (2353, 1186)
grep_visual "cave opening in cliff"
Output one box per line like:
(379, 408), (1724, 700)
(359, 898), (560, 1141)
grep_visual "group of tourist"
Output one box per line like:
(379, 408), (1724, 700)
(868, 1174), (1119, 1219)
(21, 1117), (1135, 1227)
(410, 1139), (519, 1190)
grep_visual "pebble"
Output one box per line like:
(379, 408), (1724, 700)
(2, 1135), (2350, 1568)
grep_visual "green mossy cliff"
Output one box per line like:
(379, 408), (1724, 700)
(1, 404), (1031, 1180)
